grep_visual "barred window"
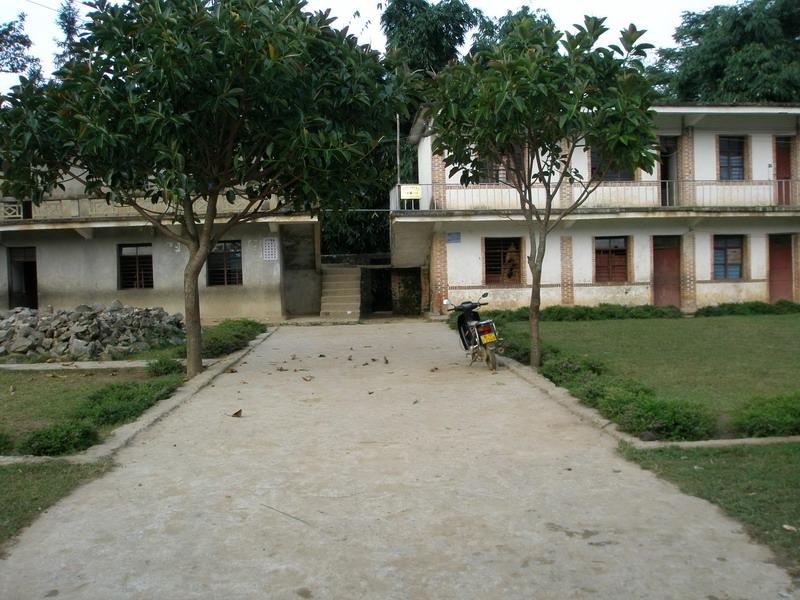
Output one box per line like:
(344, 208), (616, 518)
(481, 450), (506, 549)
(719, 136), (745, 181)
(714, 235), (744, 280)
(590, 147), (634, 181)
(595, 237), (629, 283)
(485, 238), (522, 285)
(118, 244), (153, 289)
(207, 240), (243, 286)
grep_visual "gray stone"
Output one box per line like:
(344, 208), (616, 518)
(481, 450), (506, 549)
(74, 305), (93, 314)
(9, 336), (35, 354)
(68, 337), (95, 359)
(109, 299), (124, 311)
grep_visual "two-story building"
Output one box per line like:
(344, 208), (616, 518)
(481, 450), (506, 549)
(0, 175), (325, 322)
(391, 104), (800, 313)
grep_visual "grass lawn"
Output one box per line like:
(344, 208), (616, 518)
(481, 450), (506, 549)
(0, 369), (151, 450)
(0, 460), (112, 551)
(501, 314), (800, 417)
(622, 443), (800, 575)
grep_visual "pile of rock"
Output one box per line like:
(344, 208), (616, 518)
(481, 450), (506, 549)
(0, 301), (184, 360)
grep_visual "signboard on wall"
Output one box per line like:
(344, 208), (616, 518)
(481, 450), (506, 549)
(262, 237), (279, 261)
(447, 232), (461, 243)
(400, 184), (422, 200)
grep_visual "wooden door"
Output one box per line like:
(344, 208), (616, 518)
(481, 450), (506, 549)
(776, 137), (792, 205)
(769, 234), (793, 302)
(653, 236), (681, 307)
(8, 247), (38, 309)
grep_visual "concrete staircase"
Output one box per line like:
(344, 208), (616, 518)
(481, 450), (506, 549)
(320, 266), (361, 320)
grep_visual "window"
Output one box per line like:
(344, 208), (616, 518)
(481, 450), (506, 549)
(591, 147), (634, 181)
(118, 244), (153, 289)
(478, 159), (501, 183)
(714, 235), (744, 280)
(595, 237), (629, 283)
(207, 240), (243, 286)
(485, 238), (522, 285)
(719, 136), (745, 180)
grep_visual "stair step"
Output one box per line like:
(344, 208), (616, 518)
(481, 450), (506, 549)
(322, 294), (361, 302)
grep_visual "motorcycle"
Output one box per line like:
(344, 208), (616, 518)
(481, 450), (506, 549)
(443, 292), (500, 371)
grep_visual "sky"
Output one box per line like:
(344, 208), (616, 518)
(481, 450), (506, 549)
(1, 0), (737, 91)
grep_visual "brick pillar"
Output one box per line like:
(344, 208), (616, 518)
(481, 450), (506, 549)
(793, 233), (800, 303)
(680, 233), (697, 312)
(678, 126), (695, 206)
(559, 235), (574, 305)
(420, 266), (430, 312)
(792, 135), (800, 206)
(430, 232), (449, 314)
(431, 150), (447, 209)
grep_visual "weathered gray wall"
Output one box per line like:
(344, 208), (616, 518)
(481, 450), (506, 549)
(0, 223), (294, 323)
(281, 224), (321, 316)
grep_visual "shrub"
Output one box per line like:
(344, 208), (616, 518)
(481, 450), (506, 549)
(74, 375), (182, 426)
(0, 431), (13, 454)
(695, 300), (800, 317)
(200, 319), (267, 358)
(147, 357), (184, 377)
(540, 303), (682, 321)
(17, 421), (99, 456)
(733, 393), (800, 437)
(539, 351), (714, 441)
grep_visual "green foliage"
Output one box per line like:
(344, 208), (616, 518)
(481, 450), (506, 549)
(201, 319), (267, 358)
(381, 0), (481, 72)
(321, 210), (389, 255)
(653, 0), (800, 102)
(0, 12), (37, 75)
(540, 303), (682, 321)
(73, 376), (182, 426)
(0, 431), (13, 454)
(540, 349), (715, 441)
(147, 357), (185, 377)
(733, 393), (800, 438)
(54, 0), (80, 70)
(695, 300), (800, 317)
(17, 421), (99, 456)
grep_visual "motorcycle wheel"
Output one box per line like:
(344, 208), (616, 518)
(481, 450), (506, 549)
(484, 346), (497, 371)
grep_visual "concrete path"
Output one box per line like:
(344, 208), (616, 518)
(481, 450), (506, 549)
(0, 322), (796, 600)
(0, 358), (217, 370)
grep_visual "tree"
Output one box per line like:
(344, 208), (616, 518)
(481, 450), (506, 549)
(0, 13), (38, 75)
(428, 15), (658, 368)
(381, 0), (481, 72)
(653, 0), (800, 102)
(54, 0), (81, 70)
(0, 0), (405, 377)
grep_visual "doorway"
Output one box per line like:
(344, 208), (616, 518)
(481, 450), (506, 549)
(8, 247), (38, 309)
(776, 137), (792, 206)
(659, 136), (679, 207)
(768, 234), (793, 302)
(653, 236), (681, 307)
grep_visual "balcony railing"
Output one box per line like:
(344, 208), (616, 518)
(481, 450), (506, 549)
(390, 180), (798, 212)
(0, 195), (273, 223)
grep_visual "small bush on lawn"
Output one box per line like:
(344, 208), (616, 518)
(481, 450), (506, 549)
(539, 350), (714, 441)
(73, 375), (182, 426)
(201, 319), (267, 358)
(733, 392), (800, 437)
(17, 421), (99, 456)
(695, 300), (800, 317)
(147, 357), (184, 377)
(0, 431), (13, 454)
(540, 303), (682, 321)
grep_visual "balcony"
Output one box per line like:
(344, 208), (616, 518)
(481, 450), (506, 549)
(389, 180), (799, 213)
(0, 194), (274, 224)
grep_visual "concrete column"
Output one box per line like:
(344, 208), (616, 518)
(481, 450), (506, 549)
(559, 235), (574, 305)
(680, 232), (697, 312)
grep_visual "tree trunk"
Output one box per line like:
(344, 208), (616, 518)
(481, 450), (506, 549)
(183, 250), (207, 379)
(529, 263), (543, 368)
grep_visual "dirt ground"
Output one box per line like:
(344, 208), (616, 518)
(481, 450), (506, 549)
(0, 322), (796, 599)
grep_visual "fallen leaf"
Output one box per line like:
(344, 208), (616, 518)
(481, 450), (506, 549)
(277, 366), (288, 372)
(302, 376), (314, 382)
(240, 381), (248, 385)
(383, 356), (389, 364)
(362, 362), (369, 366)
(230, 409), (242, 418)
(412, 400), (419, 405)
(430, 367), (438, 372)
(228, 368), (238, 373)
(347, 355), (353, 361)
(368, 391), (374, 395)
(782, 524), (798, 532)
(291, 354), (297, 360)
(318, 354), (326, 358)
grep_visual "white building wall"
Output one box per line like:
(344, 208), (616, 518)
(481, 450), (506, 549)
(694, 131), (717, 180)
